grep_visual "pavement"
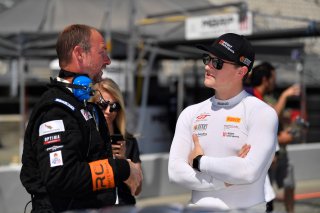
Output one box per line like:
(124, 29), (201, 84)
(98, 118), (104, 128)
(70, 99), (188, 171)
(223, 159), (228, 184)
(136, 179), (320, 213)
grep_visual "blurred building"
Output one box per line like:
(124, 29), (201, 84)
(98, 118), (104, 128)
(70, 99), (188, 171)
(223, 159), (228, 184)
(0, 0), (319, 160)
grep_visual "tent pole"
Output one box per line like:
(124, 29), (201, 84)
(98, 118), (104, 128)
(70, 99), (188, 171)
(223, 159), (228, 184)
(137, 50), (157, 152)
(126, 0), (138, 133)
(18, 33), (26, 162)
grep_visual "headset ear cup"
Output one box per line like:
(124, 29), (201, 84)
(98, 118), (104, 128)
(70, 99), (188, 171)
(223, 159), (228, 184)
(72, 75), (93, 101)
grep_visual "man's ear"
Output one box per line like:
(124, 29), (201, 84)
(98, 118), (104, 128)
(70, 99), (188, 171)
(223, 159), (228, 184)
(73, 45), (84, 61)
(262, 76), (268, 85)
(238, 66), (248, 77)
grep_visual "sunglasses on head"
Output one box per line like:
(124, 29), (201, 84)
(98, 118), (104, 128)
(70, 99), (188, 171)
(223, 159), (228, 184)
(202, 54), (238, 70)
(97, 97), (121, 113)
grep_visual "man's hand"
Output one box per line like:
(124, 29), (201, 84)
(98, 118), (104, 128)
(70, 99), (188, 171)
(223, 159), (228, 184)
(112, 140), (126, 159)
(124, 160), (143, 196)
(282, 84), (300, 98)
(238, 144), (251, 158)
(188, 134), (204, 166)
(278, 129), (294, 145)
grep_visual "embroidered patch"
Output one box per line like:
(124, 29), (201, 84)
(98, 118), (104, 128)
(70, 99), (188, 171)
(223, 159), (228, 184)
(226, 116), (241, 123)
(39, 120), (65, 136)
(196, 113), (210, 121)
(80, 109), (93, 121)
(193, 124), (208, 131)
(50, 150), (63, 167)
(43, 134), (61, 145)
(219, 39), (235, 53)
(46, 145), (64, 152)
(223, 124), (241, 138)
(222, 131), (240, 138)
(54, 98), (75, 111)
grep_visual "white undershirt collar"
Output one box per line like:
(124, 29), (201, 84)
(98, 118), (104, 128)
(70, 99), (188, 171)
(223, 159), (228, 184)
(56, 77), (72, 92)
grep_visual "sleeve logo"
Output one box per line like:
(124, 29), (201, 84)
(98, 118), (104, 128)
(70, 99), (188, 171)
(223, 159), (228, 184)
(39, 120), (65, 136)
(89, 160), (115, 191)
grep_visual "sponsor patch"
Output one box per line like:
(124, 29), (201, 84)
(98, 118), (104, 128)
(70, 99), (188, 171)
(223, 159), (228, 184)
(46, 145), (64, 152)
(239, 56), (252, 66)
(89, 160), (115, 191)
(224, 124), (239, 130)
(80, 109), (93, 121)
(226, 116), (241, 123)
(54, 98), (75, 111)
(196, 113), (210, 121)
(193, 124), (208, 131)
(196, 132), (207, 137)
(219, 40), (235, 54)
(50, 150), (63, 167)
(223, 124), (241, 139)
(222, 131), (240, 138)
(39, 120), (65, 136)
(193, 123), (208, 137)
(43, 134), (61, 145)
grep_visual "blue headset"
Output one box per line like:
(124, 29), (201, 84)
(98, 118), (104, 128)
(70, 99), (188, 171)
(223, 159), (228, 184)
(53, 70), (95, 102)
(72, 75), (94, 102)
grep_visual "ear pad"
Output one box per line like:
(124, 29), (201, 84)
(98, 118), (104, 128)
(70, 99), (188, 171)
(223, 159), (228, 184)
(72, 75), (93, 101)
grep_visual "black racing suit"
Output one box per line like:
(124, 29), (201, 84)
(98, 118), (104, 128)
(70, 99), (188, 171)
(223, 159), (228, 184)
(20, 81), (130, 212)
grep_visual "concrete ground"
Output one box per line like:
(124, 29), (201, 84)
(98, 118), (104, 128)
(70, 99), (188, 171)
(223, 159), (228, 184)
(136, 179), (320, 213)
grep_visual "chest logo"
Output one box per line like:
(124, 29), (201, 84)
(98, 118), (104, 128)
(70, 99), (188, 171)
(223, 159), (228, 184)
(43, 134), (61, 145)
(193, 124), (208, 131)
(196, 114), (210, 121)
(226, 116), (241, 123)
(81, 109), (93, 121)
(50, 150), (63, 167)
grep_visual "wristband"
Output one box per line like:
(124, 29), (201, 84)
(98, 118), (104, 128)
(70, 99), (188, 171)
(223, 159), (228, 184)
(192, 155), (203, 172)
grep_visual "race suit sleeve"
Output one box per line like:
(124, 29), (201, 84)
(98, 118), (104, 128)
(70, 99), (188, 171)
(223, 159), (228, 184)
(168, 107), (226, 191)
(200, 105), (278, 185)
(35, 106), (129, 197)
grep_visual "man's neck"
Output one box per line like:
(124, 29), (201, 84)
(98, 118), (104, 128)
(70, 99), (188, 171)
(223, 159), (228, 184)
(215, 86), (243, 100)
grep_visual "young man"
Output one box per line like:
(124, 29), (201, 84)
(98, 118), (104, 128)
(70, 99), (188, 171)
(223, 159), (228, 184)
(168, 33), (278, 210)
(20, 24), (142, 212)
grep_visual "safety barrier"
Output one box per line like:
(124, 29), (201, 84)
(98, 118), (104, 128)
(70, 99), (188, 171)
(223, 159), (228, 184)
(0, 143), (319, 213)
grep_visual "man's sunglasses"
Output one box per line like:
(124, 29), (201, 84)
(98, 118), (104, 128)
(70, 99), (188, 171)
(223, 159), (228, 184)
(97, 97), (121, 113)
(202, 54), (238, 70)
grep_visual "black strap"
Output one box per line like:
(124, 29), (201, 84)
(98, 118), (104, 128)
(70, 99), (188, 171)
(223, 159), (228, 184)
(58, 69), (78, 78)
(50, 77), (87, 90)
(58, 69), (89, 79)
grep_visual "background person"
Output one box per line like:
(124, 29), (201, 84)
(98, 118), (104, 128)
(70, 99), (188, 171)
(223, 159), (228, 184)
(168, 33), (278, 210)
(93, 78), (142, 205)
(20, 24), (142, 212)
(248, 61), (300, 213)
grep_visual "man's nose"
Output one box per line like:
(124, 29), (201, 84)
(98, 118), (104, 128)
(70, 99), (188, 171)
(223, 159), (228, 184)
(104, 54), (111, 65)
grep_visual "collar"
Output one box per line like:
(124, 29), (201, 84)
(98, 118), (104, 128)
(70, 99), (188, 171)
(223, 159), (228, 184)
(212, 90), (249, 108)
(56, 77), (72, 92)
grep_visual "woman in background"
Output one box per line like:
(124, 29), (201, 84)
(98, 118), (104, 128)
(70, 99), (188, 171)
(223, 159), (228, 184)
(93, 78), (142, 205)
